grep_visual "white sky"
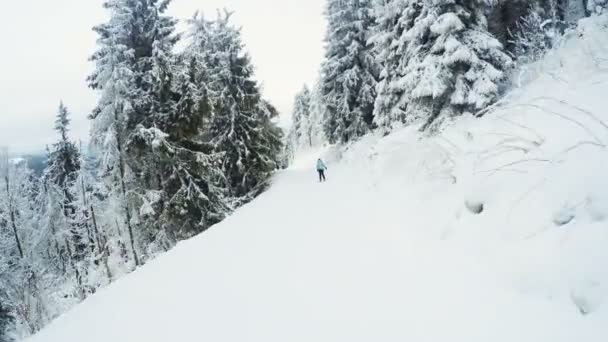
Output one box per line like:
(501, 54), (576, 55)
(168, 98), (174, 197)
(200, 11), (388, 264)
(0, 0), (326, 154)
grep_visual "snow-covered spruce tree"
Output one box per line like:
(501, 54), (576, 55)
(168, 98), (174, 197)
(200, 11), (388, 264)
(397, 0), (513, 131)
(206, 11), (283, 200)
(43, 102), (93, 296)
(488, 0), (592, 59)
(70, 144), (114, 285)
(90, 0), (204, 262)
(486, 0), (535, 48)
(122, 11), (230, 243)
(509, 8), (557, 65)
(285, 82), (327, 162)
(47, 103), (81, 190)
(308, 81), (328, 147)
(0, 155), (51, 335)
(128, 125), (229, 244)
(587, 0), (608, 14)
(281, 129), (297, 168)
(290, 85), (313, 149)
(173, 11), (215, 140)
(320, 0), (379, 143)
(530, 0), (589, 26)
(261, 100), (285, 174)
(562, 0), (589, 22)
(371, 0), (424, 130)
(111, 0), (183, 254)
(88, 0), (144, 267)
(0, 295), (15, 342)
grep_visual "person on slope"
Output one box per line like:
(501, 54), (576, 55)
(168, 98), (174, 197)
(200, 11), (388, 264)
(316, 158), (327, 182)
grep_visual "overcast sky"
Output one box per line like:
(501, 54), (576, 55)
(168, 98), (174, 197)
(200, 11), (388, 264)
(0, 0), (326, 154)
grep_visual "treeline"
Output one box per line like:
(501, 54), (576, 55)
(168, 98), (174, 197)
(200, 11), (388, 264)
(0, 1), (282, 339)
(286, 0), (607, 155)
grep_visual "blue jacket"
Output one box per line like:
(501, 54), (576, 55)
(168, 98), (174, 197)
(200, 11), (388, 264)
(316, 159), (327, 171)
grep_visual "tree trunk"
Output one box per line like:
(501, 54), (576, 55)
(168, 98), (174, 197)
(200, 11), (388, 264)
(90, 204), (113, 281)
(5, 175), (24, 259)
(115, 129), (140, 267)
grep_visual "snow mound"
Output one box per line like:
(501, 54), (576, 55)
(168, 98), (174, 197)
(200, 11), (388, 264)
(28, 15), (608, 342)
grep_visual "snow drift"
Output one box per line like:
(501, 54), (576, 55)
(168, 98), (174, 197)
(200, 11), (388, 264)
(28, 15), (608, 342)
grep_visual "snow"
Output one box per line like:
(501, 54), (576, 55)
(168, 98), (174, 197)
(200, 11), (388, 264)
(28, 15), (608, 342)
(430, 12), (464, 35)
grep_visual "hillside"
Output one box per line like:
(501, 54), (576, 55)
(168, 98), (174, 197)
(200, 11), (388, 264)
(27, 15), (608, 342)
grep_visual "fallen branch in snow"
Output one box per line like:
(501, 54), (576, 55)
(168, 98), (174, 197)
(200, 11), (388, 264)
(476, 168), (528, 175)
(478, 135), (541, 163)
(531, 96), (608, 132)
(474, 118), (546, 170)
(506, 103), (604, 145)
(496, 117), (546, 144)
(559, 140), (607, 155)
(476, 158), (552, 177)
(475, 95), (515, 118)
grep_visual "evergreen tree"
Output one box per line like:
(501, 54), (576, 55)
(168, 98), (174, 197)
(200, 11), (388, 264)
(88, 0), (144, 267)
(290, 85), (313, 148)
(44, 102), (96, 298)
(124, 10), (231, 243)
(174, 11), (215, 140)
(308, 82), (328, 148)
(46, 103), (82, 230)
(587, 0), (607, 13)
(206, 11), (283, 200)
(282, 129), (297, 168)
(371, 0), (424, 130)
(115, 0), (182, 253)
(320, 0), (379, 143)
(89, 0), (180, 263)
(0, 155), (52, 334)
(395, 0), (512, 131)
(0, 296), (15, 342)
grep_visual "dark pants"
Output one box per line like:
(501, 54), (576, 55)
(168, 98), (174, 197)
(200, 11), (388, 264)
(318, 169), (326, 182)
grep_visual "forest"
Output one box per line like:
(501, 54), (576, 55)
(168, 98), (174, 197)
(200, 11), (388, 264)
(0, 1), (282, 338)
(1, 0), (607, 340)
(286, 0), (606, 152)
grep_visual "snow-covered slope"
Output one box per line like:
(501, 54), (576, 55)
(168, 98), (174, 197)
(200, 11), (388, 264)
(28, 15), (608, 342)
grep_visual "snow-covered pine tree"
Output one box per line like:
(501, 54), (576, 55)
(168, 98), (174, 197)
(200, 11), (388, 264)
(0, 152), (23, 338)
(509, 8), (557, 65)
(44, 102), (99, 299)
(562, 0), (588, 22)
(260, 100), (285, 175)
(282, 129), (297, 168)
(88, 0), (144, 267)
(308, 82), (328, 148)
(71, 143), (114, 285)
(111, 0), (182, 254)
(89, 0), (184, 262)
(399, 0), (513, 131)
(486, 0), (533, 48)
(290, 85), (313, 149)
(285, 81), (327, 161)
(371, 0), (424, 130)
(173, 11), (215, 140)
(320, 0), (379, 143)
(488, 0), (591, 60)
(0, 295), (15, 342)
(122, 10), (229, 244)
(206, 11), (283, 200)
(587, 0), (608, 14)
(0, 154), (52, 335)
(0, 152), (25, 261)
